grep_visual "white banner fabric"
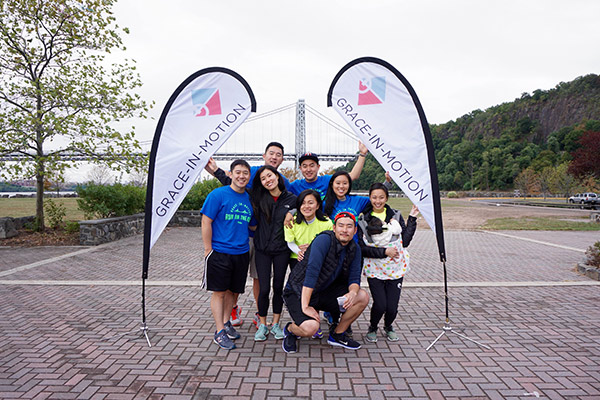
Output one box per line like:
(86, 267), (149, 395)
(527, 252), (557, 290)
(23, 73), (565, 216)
(149, 70), (254, 249)
(329, 60), (438, 234)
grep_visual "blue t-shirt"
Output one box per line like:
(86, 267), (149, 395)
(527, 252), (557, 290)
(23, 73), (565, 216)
(289, 175), (332, 198)
(327, 195), (370, 219)
(248, 165), (291, 190)
(201, 186), (256, 254)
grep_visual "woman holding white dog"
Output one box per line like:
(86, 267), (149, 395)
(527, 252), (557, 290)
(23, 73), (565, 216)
(357, 181), (419, 342)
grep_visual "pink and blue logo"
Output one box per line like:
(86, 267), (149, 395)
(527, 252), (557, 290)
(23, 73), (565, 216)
(191, 88), (222, 117)
(358, 77), (386, 105)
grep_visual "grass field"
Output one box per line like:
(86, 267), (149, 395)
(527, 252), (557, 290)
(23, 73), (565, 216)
(0, 198), (85, 222)
(481, 216), (600, 231)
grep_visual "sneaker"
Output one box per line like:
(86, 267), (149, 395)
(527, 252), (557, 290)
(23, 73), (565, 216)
(253, 312), (260, 329)
(327, 331), (361, 350)
(224, 321), (240, 340)
(282, 322), (298, 353)
(214, 329), (236, 350)
(365, 326), (378, 343)
(312, 328), (324, 339)
(255, 323), (269, 341)
(384, 326), (399, 342)
(271, 322), (284, 340)
(323, 311), (334, 325)
(231, 305), (242, 326)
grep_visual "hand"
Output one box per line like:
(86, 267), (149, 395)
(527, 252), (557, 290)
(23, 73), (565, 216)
(284, 212), (294, 229)
(204, 157), (218, 175)
(358, 141), (368, 156)
(409, 205), (420, 217)
(297, 244), (309, 261)
(385, 171), (392, 183)
(385, 247), (399, 260)
(302, 306), (320, 322)
(343, 291), (357, 310)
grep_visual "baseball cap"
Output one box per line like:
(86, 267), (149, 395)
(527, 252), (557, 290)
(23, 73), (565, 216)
(299, 152), (319, 164)
(334, 211), (357, 225)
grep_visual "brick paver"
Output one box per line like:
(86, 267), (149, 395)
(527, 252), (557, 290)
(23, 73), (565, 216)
(0, 227), (599, 399)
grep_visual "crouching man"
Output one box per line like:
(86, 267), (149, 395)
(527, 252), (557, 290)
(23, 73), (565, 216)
(281, 211), (369, 353)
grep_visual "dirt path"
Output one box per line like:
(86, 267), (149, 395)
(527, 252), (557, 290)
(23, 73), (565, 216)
(438, 199), (594, 230)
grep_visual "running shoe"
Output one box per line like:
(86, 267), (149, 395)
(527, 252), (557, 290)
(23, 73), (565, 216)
(282, 322), (298, 353)
(384, 326), (399, 342)
(323, 311), (334, 325)
(365, 326), (378, 343)
(253, 312), (260, 329)
(255, 323), (269, 341)
(312, 328), (324, 339)
(214, 329), (236, 350)
(224, 321), (240, 340)
(231, 305), (242, 326)
(271, 322), (284, 340)
(327, 331), (361, 350)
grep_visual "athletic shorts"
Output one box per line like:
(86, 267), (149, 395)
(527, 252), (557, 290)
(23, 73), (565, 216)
(283, 282), (347, 326)
(203, 250), (249, 293)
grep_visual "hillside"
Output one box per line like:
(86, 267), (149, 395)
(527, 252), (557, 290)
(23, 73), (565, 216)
(432, 74), (600, 144)
(343, 74), (600, 192)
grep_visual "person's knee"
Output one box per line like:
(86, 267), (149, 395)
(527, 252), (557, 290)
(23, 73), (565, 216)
(297, 320), (320, 337)
(356, 289), (369, 309)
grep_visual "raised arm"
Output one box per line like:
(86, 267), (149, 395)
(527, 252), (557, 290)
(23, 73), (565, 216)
(349, 142), (368, 181)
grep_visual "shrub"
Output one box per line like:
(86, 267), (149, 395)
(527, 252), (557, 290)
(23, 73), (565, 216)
(447, 191), (458, 198)
(585, 241), (600, 268)
(44, 198), (66, 228)
(76, 183), (146, 219)
(65, 221), (80, 234)
(180, 178), (221, 210)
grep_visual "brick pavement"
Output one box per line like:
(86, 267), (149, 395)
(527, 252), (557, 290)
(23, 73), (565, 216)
(0, 228), (599, 399)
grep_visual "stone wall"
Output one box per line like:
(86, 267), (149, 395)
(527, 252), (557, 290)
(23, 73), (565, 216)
(0, 216), (36, 239)
(78, 210), (202, 246)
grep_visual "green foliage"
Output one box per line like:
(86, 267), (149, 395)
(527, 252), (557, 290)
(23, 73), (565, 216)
(179, 179), (221, 210)
(65, 221), (80, 234)
(76, 183), (146, 219)
(0, 0), (151, 230)
(447, 191), (458, 198)
(585, 242), (600, 268)
(44, 198), (66, 229)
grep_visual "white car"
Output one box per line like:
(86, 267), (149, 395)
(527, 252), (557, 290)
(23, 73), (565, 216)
(568, 192), (598, 204)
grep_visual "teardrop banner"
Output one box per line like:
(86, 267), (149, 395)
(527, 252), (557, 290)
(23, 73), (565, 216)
(143, 68), (256, 279)
(328, 57), (445, 262)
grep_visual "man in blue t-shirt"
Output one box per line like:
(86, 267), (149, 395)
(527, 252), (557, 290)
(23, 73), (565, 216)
(201, 159), (257, 350)
(203, 141), (290, 328)
(288, 142), (369, 198)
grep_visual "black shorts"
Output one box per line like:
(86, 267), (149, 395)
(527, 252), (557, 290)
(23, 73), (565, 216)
(203, 250), (249, 293)
(283, 282), (347, 326)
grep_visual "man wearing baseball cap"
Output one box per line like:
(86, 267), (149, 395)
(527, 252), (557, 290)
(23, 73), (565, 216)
(289, 142), (369, 198)
(281, 211), (369, 353)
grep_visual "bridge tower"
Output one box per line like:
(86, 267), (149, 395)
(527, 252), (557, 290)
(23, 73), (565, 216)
(294, 99), (306, 168)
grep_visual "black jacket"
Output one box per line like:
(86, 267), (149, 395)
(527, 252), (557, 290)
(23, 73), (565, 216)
(253, 190), (297, 254)
(357, 203), (417, 259)
(284, 230), (358, 297)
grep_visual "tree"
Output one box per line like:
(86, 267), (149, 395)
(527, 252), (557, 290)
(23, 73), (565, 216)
(514, 168), (539, 199)
(0, 0), (150, 230)
(551, 162), (577, 201)
(568, 130), (600, 179)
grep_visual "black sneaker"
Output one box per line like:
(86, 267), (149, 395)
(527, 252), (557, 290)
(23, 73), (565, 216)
(327, 331), (361, 350)
(282, 322), (298, 353)
(224, 321), (240, 340)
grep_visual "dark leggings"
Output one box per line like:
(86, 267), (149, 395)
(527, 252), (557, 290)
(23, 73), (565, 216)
(255, 250), (290, 317)
(367, 277), (404, 329)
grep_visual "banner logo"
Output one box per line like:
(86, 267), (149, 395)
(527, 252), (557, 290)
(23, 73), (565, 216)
(358, 77), (386, 105)
(192, 88), (222, 117)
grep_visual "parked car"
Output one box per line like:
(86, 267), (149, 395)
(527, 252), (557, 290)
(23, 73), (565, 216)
(568, 192), (598, 204)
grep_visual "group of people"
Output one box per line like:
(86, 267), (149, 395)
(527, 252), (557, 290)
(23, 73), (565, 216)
(201, 141), (419, 352)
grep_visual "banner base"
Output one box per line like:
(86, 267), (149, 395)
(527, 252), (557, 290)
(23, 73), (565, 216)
(425, 321), (491, 351)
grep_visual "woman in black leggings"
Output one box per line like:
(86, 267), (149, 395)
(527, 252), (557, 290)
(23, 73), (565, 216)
(251, 166), (297, 341)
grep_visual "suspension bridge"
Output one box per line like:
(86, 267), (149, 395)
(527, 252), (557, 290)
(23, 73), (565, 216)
(1, 100), (361, 168)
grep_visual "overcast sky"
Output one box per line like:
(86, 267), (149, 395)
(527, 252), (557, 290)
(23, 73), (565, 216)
(111, 0), (599, 142)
